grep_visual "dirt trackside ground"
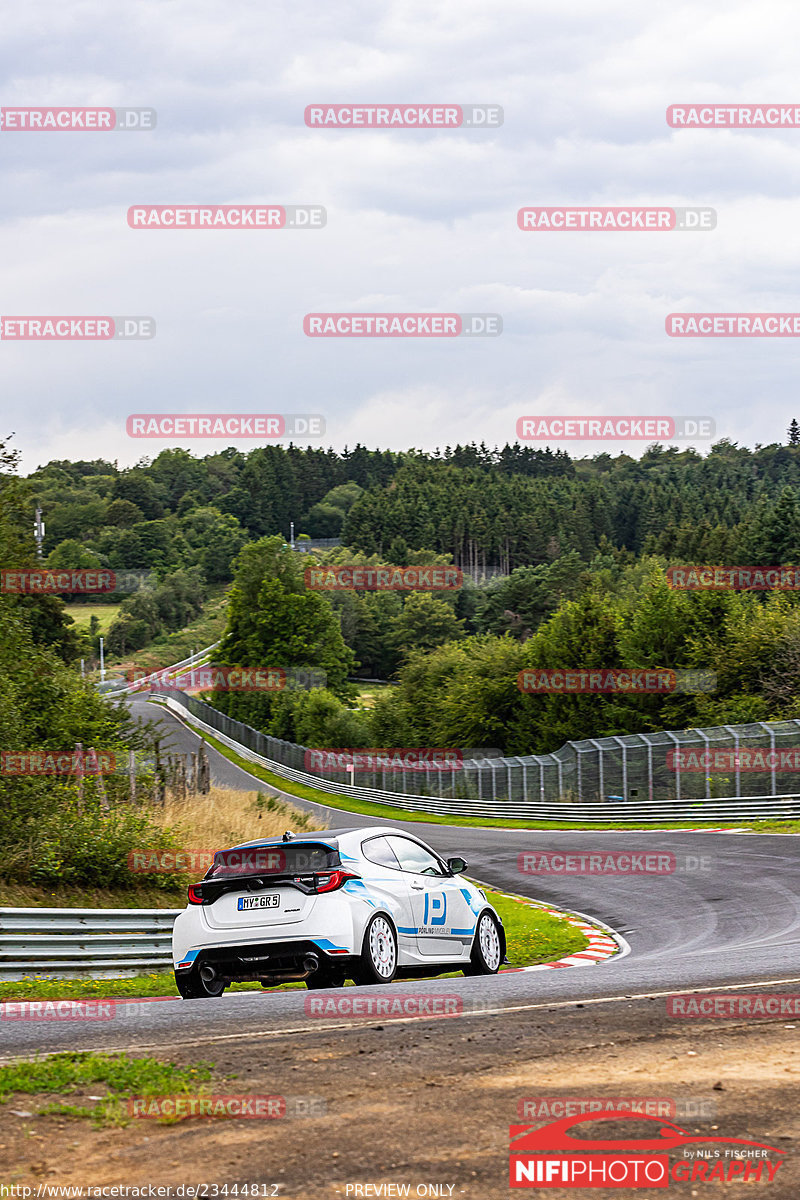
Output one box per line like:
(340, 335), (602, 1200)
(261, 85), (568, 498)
(1, 998), (798, 1199)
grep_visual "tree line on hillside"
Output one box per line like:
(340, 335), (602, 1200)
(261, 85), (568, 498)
(0, 440), (189, 889)
(206, 533), (800, 758)
(23, 438), (800, 587)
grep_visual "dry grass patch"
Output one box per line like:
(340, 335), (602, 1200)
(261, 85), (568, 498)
(150, 785), (324, 849)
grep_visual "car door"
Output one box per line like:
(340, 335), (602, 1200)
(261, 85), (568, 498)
(385, 835), (475, 958)
(358, 834), (417, 963)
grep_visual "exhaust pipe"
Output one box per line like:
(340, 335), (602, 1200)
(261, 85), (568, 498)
(199, 963), (217, 984)
(302, 953), (320, 974)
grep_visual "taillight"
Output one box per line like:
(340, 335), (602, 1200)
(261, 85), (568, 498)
(187, 883), (204, 905)
(315, 870), (359, 893)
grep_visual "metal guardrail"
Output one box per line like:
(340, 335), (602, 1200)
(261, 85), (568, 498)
(156, 692), (800, 822)
(0, 908), (181, 981)
(102, 642), (221, 698)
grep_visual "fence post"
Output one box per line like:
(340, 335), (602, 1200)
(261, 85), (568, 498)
(757, 722), (777, 795)
(87, 746), (109, 812)
(74, 742), (84, 815)
(723, 726), (740, 797)
(665, 732), (681, 802)
(588, 740), (603, 803)
(696, 729), (711, 799)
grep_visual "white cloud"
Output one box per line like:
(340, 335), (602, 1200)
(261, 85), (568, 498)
(3, 0), (800, 471)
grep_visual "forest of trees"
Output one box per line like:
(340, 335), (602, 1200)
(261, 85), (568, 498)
(0, 439), (178, 888)
(25, 439), (800, 583)
(10, 430), (800, 762)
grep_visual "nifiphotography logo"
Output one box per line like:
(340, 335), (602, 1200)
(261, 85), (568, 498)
(509, 1112), (786, 1187)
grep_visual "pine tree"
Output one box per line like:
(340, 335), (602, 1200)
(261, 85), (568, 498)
(789, 419), (800, 446)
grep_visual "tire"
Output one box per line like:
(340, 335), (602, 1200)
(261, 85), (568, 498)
(174, 971), (226, 999)
(353, 914), (398, 985)
(305, 964), (347, 990)
(464, 911), (502, 976)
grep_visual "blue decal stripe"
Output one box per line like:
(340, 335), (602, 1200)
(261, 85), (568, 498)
(313, 938), (349, 952)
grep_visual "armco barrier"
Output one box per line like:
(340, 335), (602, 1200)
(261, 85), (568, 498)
(101, 642), (221, 698)
(0, 908), (180, 980)
(153, 690), (800, 822)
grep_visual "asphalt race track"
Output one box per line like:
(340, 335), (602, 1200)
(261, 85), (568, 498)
(4, 693), (799, 1059)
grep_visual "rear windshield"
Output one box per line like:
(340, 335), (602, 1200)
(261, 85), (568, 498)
(205, 841), (340, 879)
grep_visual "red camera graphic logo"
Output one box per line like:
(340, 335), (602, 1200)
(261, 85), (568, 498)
(509, 1113), (785, 1188)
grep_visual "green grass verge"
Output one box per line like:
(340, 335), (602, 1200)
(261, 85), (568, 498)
(184, 718), (786, 832)
(0, 1051), (212, 1127)
(63, 603), (121, 633)
(0, 884), (589, 1002)
(106, 585), (229, 675)
(0, 882), (185, 909)
(489, 889), (588, 965)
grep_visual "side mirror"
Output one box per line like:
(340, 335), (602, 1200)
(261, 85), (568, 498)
(447, 856), (467, 875)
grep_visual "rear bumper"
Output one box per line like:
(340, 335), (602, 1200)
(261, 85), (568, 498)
(174, 938), (355, 983)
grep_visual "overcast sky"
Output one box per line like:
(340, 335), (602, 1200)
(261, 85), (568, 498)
(3, 0), (800, 472)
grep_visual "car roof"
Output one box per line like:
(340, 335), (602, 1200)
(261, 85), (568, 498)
(231, 825), (410, 850)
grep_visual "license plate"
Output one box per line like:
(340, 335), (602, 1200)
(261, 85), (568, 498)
(237, 894), (280, 911)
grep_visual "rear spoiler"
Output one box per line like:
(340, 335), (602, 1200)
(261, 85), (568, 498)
(191, 869), (354, 905)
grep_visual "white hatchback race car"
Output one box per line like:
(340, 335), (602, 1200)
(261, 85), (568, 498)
(172, 825), (506, 997)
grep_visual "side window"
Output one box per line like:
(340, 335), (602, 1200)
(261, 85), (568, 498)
(361, 835), (402, 870)
(386, 836), (446, 876)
